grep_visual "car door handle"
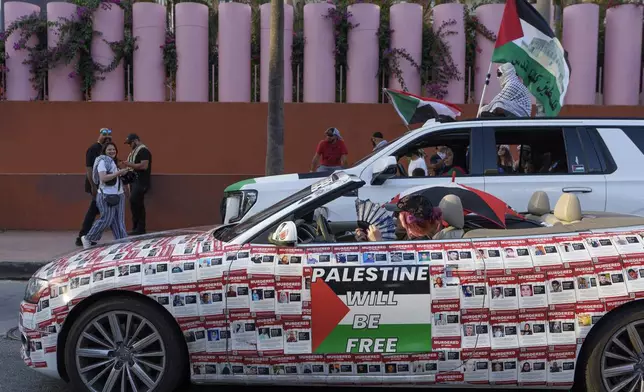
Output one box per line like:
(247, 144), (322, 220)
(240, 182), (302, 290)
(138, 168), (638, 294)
(562, 187), (592, 193)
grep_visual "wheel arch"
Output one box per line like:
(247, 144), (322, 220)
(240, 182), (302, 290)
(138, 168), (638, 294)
(56, 289), (188, 383)
(574, 298), (644, 390)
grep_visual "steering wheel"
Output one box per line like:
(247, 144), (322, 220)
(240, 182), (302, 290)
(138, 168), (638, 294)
(295, 219), (317, 244)
(316, 214), (336, 243)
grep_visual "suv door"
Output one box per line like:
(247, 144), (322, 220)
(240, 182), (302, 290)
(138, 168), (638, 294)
(356, 126), (486, 205)
(482, 125), (607, 213)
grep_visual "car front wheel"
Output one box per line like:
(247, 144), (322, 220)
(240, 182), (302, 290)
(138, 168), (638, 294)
(64, 296), (187, 392)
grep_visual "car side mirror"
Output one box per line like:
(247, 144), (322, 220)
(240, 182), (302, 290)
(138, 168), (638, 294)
(371, 156), (398, 185)
(269, 221), (298, 247)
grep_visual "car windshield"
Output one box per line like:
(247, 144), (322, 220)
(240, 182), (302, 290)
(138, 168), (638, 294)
(351, 135), (403, 167)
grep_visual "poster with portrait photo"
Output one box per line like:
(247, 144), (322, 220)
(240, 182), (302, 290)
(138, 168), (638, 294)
(556, 236), (592, 265)
(594, 260), (628, 298)
(490, 349), (518, 384)
(488, 275), (519, 310)
(518, 347), (547, 386)
(270, 355), (300, 383)
(298, 354), (327, 383)
(171, 283), (199, 318)
(67, 266), (93, 306)
(131, 236), (168, 250)
(518, 272), (548, 309)
(217, 354), (246, 381)
(572, 265), (599, 301)
(360, 244), (390, 265)
(460, 348), (490, 384)
(230, 311), (257, 355)
(225, 245), (251, 272)
(473, 240), (504, 271)
(355, 354), (384, 384)
(169, 255), (198, 285)
(500, 240), (534, 271)
(305, 246), (334, 265)
(256, 317), (284, 356)
(48, 275), (70, 316)
(459, 272), (488, 309)
(527, 238), (563, 270)
(26, 330), (45, 364)
(443, 241), (477, 270)
(612, 232), (644, 256)
(198, 252), (225, 282)
(432, 337), (462, 372)
(518, 309), (548, 347)
(622, 255), (644, 294)
(224, 271), (251, 311)
(547, 307), (576, 346)
(249, 246), (278, 276)
(90, 261), (117, 294)
(333, 245), (360, 265)
(114, 257), (143, 291)
(325, 354), (357, 383)
(431, 299), (461, 337)
(576, 301), (606, 339)
(388, 244), (417, 264)
(283, 320), (311, 354)
(546, 269), (577, 305)
(461, 308), (491, 348)
(166, 234), (199, 247)
(275, 248), (306, 276)
(490, 310), (519, 349)
(275, 276), (303, 317)
(430, 265), (460, 300)
(143, 284), (172, 313)
(198, 278), (224, 317)
(33, 286), (52, 326)
(180, 318), (206, 354)
(190, 354), (219, 382)
(581, 233), (620, 263)
(547, 346), (576, 386)
(416, 243), (446, 266)
(381, 354), (412, 384)
(204, 316), (231, 353)
(248, 276), (276, 317)
(410, 352), (439, 384)
(140, 247), (172, 286)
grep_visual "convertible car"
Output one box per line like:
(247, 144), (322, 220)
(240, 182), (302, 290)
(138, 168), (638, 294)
(19, 171), (644, 392)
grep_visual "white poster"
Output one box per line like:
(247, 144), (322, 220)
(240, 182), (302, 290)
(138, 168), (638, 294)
(613, 232), (644, 256)
(557, 236), (592, 265)
(518, 348), (547, 386)
(276, 248), (305, 276)
(90, 261), (117, 293)
(68, 266), (93, 306)
(48, 275), (70, 316)
(298, 354), (327, 382)
(333, 246), (361, 265)
(34, 287), (52, 327)
(249, 276), (276, 317)
(430, 265), (460, 300)
(244, 356), (273, 382)
(204, 317), (231, 353)
(256, 317), (284, 356)
(305, 246), (334, 265)
(198, 251), (225, 282)
(595, 260), (628, 298)
(180, 318), (206, 354)
(276, 276), (303, 316)
(249, 246), (278, 276)
(171, 283), (199, 318)
(382, 354), (412, 383)
(527, 238), (563, 270)
(169, 253), (198, 285)
(459, 272), (488, 309)
(576, 301), (606, 339)
(582, 234), (620, 263)
(198, 278), (224, 317)
(230, 312), (258, 355)
(284, 320), (312, 354)
(518, 272), (548, 309)
(547, 308), (577, 345)
(326, 354), (357, 382)
(360, 244), (390, 264)
(143, 284), (171, 313)
(141, 246), (171, 286)
(500, 239), (534, 270)
(272, 355), (300, 382)
(416, 243), (446, 266)
(490, 349), (518, 384)
(225, 272), (251, 311)
(461, 308), (491, 348)
(547, 347), (576, 386)
(114, 258), (143, 291)
(388, 244), (417, 264)
(488, 275), (519, 310)
(432, 338), (462, 373)
(573, 265), (599, 301)
(431, 299), (461, 337)
(355, 354), (384, 382)
(490, 311), (519, 349)
(546, 268), (577, 305)
(191, 354), (219, 381)
(518, 309), (548, 347)
(473, 240), (504, 271)
(443, 241), (477, 270)
(462, 348), (490, 384)
(623, 255), (644, 294)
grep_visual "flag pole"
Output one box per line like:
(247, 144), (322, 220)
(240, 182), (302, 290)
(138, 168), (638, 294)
(477, 62), (493, 117)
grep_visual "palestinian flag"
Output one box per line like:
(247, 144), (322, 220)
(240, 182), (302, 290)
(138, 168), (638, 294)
(492, 0), (571, 116)
(311, 265), (432, 354)
(384, 88), (462, 125)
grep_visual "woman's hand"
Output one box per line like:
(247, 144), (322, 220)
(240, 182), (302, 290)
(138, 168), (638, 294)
(367, 225), (383, 242)
(117, 169), (129, 176)
(355, 228), (368, 242)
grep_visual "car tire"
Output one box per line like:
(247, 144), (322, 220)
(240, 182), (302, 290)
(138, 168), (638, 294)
(581, 304), (644, 392)
(64, 295), (188, 392)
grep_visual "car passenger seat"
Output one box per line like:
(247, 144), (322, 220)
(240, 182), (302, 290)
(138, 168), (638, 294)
(434, 195), (465, 240)
(524, 191), (558, 223)
(547, 193), (582, 225)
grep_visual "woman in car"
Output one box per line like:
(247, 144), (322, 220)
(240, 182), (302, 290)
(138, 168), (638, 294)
(355, 195), (443, 242)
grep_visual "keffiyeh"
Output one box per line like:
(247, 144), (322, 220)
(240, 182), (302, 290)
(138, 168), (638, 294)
(481, 63), (532, 117)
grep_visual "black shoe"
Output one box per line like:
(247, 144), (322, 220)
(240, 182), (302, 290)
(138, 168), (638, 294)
(128, 231), (146, 236)
(75, 237), (83, 247)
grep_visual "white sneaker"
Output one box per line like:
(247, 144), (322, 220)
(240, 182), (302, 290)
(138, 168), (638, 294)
(81, 236), (92, 249)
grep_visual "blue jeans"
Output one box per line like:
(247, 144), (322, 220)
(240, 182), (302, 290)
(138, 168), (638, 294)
(317, 165), (342, 173)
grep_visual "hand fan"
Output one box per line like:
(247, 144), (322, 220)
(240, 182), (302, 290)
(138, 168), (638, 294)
(355, 199), (396, 239)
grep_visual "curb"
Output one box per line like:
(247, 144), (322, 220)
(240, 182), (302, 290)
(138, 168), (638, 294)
(0, 261), (48, 280)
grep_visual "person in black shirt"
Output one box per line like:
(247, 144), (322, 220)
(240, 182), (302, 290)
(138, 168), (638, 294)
(76, 128), (113, 246)
(121, 133), (152, 235)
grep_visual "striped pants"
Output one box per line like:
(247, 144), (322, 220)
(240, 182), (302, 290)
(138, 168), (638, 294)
(86, 192), (128, 242)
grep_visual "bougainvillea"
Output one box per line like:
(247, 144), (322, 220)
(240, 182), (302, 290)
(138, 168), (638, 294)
(324, 0), (359, 102)
(161, 30), (177, 88)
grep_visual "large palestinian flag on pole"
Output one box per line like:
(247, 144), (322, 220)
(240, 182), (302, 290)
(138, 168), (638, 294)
(492, 0), (570, 116)
(383, 88), (462, 125)
(311, 265), (432, 354)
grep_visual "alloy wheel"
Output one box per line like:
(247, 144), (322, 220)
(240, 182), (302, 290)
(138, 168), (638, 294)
(601, 320), (644, 392)
(75, 311), (166, 392)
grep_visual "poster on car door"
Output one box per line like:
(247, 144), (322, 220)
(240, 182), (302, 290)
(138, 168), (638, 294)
(462, 348), (490, 384)
(622, 255), (644, 294)
(90, 261), (117, 293)
(355, 354), (384, 383)
(488, 275), (519, 310)
(114, 253), (143, 291)
(360, 244), (390, 265)
(249, 276), (276, 317)
(576, 301), (606, 340)
(326, 354), (357, 383)
(573, 265), (599, 301)
(546, 268), (577, 305)
(141, 246), (172, 286)
(171, 283), (199, 318)
(143, 284), (171, 313)
(204, 316), (230, 353)
(272, 355), (300, 382)
(180, 318), (206, 354)
(459, 272), (488, 308)
(500, 240), (534, 271)
(305, 246), (334, 265)
(556, 236), (592, 265)
(224, 271), (251, 311)
(388, 244), (417, 264)
(461, 308), (491, 348)
(527, 238), (562, 270)
(443, 241), (477, 270)
(594, 260), (628, 298)
(432, 337), (462, 372)
(547, 306), (576, 346)
(518, 272), (548, 309)
(581, 233), (620, 263)
(518, 347), (547, 386)
(310, 265), (431, 354)
(230, 311), (257, 355)
(198, 251), (225, 281)
(431, 299), (461, 337)
(612, 232), (644, 256)
(381, 354), (412, 384)
(276, 248), (305, 276)
(334, 246), (361, 265)
(416, 243), (446, 265)
(275, 275), (303, 316)
(249, 246), (278, 276)
(256, 317), (284, 356)
(472, 240), (504, 271)
(490, 349), (518, 384)
(198, 278), (224, 317)
(430, 265), (460, 300)
(490, 310), (519, 349)
(547, 345), (576, 386)
(284, 320), (312, 354)
(518, 308), (548, 347)
(297, 354), (327, 383)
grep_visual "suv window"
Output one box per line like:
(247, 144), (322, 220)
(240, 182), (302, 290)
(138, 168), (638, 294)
(621, 127), (644, 156)
(490, 127), (570, 175)
(389, 128), (472, 177)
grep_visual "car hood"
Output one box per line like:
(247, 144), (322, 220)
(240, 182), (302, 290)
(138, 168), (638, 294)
(224, 172), (335, 193)
(34, 225), (227, 281)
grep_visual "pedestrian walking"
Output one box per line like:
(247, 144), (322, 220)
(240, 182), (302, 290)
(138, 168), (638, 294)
(121, 133), (152, 235)
(371, 132), (387, 151)
(81, 142), (128, 248)
(75, 127), (112, 247)
(310, 127), (348, 173)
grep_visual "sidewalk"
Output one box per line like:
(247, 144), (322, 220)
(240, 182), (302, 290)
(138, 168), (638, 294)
(0, 230), (115, 280)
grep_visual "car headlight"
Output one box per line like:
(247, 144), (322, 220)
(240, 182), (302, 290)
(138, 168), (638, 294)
(226, 190), (258, 223)
(24, 277), (48, 304)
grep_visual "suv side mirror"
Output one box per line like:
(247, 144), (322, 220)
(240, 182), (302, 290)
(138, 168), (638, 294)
(269, 221), (298, 247)
(371, 156), (398, 185)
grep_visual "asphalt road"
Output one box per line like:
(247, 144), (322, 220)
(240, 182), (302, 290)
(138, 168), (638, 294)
(0, 280), (542, 392)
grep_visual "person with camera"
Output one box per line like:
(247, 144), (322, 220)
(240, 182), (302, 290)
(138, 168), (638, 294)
(80, 142), (129, 249)
(121, 133), (152, 235)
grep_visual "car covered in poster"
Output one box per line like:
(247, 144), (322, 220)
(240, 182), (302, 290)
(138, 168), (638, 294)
(18, 171), (644, 392)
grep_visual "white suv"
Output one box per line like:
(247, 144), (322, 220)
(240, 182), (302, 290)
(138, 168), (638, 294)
(221, 118), (644, 224)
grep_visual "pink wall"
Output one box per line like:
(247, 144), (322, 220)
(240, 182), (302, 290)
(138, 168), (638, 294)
(432, 3), (465, 103)
(175, 3), (209, 102)
(4, 2), (40, 101)
(388, 3), (422, 95)
(91, 4), (125, 101)
(47, 2), (82, 101)
(473, 4), (503, 104)
(218, 3), (251, 102)
(133, 3), (166, 102)
(346, 3), (380, 103)
(260, 3), (294, 103)
(562, 4), (598, 105)
(303, 3), (336, 103)
(603, 4), (643, 105)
